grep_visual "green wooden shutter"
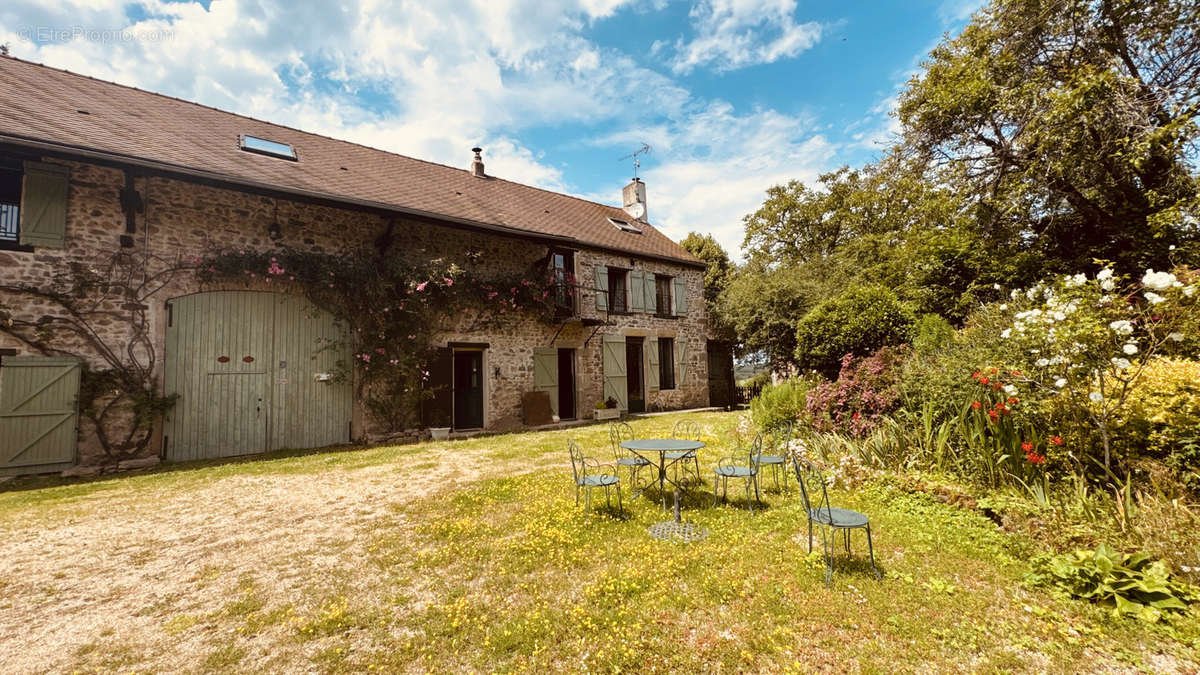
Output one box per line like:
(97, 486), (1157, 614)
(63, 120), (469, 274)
(532, 347), (559, 416)
(0, 357), (80, 473)
(677, 340), (689, 388)
(629, 270), (645, 313)
(674, 277), (688, 317)
(20, 161), (70, 248)
(647, 337), (659, 391)
(594, 265), (608, 311)
(602, 334), (628, 411)
(645, 273), (657, 315)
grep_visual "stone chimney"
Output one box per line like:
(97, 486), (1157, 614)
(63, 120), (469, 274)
(622, 177), (647, 221)
(470, 147), (486, 177)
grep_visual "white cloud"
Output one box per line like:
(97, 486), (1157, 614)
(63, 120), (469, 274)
(670, 0), (823, 74)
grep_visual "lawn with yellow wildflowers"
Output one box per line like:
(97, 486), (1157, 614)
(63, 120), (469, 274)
(1, 411), (1196, 672)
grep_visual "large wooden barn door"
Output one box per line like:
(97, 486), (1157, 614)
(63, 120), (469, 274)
(164, 292), (351, 461)
(0, 357), (79, 475)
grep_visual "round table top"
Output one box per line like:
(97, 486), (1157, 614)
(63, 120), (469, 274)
(620, 438), (705, 452)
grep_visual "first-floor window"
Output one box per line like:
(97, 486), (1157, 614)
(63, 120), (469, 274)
(655, 275), (673, 316)
(659, 337), (675, 390)
(608, 267), (628, 313)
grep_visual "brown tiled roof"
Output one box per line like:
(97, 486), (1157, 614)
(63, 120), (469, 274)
(0, 56), (702, 267)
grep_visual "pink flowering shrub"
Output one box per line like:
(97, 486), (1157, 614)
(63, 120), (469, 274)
(806, 347), (905, 437)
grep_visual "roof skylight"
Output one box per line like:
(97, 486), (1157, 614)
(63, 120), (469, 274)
(608, 216), (642, 234)
(239, 135), (297, 161)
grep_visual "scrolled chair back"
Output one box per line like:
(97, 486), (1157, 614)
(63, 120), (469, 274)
(672, 419), (701, 442)
(747, 433), (763, 473)
(769, 420), (794, 458)
(609, 421), (634, 459)
(791, 453), (833, 521)
(568, 439), (586, 486)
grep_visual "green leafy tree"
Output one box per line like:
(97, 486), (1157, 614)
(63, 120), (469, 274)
(794, 285), (915, 379)
(680, 231), (733, 307)
(898, 0), (1200, 274)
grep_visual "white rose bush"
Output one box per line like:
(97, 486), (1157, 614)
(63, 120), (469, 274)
(991, 265), (1198, 471)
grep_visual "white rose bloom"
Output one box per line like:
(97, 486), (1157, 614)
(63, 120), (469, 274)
(1004, 384), (1017, 395)
(1054, 378), (1067, 388)
(1109, 320), (1133, 334)
(1145, 291), (1165, 304)
(1011, 289), (1021, 300)
(1142, 270), (1177, 291)
(1185, 286), (1196, 298)
(999, 304), (1007, 310)
(1053, 311), (1066, 321)
(1168, 332), (1184, 342)
(1097, 268), (1113, 281)
(1111, 357), (1131, 370)
(1100, 279), (1115, 291)
(1089, 392), (1103, 402)
(1072, 273), (1087, 287)
(1000, 328), (1011, 339)
(1123, 343), (1138, 355)
(993, 283), (1001, 290)
(1035, 358), (1050, 367)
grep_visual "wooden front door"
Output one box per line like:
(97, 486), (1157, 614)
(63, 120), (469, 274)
(453, 350), (484, 429)
(625, 337), (645, 413)
(557, 348), (576, 420)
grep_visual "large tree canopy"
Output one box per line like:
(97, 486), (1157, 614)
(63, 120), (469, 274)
(721, 0), (1200, 372)
(899, 0), (1200, 273)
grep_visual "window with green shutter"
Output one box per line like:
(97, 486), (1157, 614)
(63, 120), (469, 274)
(0, 160), (26, 250)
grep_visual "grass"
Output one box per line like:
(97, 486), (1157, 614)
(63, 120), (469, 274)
(2, 410), (1197, 672)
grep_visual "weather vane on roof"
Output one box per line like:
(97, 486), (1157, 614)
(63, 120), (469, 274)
(618, 143), (652, 179)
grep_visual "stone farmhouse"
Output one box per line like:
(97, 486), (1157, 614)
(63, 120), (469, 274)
(0, 55), (734, 476)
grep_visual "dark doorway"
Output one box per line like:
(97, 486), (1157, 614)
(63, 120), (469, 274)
(626, 337), (645, 413)
(707, 341), (735, 409)
(557, 348), (576, 420)
(453, 350), (484, 429)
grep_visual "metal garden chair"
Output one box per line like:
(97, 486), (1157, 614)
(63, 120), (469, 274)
(792, 454), (879, 584)
(753, 421), (793, 493)
(568, 439), (623, 518)
(668, 419), (703, 486)
(713, 433), (763, 512)
(609, 421), (649, 491)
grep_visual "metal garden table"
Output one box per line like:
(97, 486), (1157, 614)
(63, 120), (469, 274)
(620, 438), (705, 510)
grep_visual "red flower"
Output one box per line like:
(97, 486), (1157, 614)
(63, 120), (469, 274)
(972, 371), (981, 380)
(1007, 397), (1019, 405)
(980, 377), (990, 385)
(971, 401), (982, 410)
(1025, 452), (1046, 465)
(1011, 370), (1022, 377)
(987, 410), (999, 422)
(1050, 436), (1064, 446)
(1021, 442), (1033, 452)
(993, 383), (1002, 391)
(989, 368), (998, 374)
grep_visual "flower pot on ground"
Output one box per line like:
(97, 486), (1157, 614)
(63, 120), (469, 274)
(594, 408), (620, 421)
(430, 427), (451, 440)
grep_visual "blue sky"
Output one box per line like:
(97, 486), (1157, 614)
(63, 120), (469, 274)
(1, 0), (981, 257)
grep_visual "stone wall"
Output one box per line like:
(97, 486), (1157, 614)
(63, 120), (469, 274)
(0, 152), (710, 470)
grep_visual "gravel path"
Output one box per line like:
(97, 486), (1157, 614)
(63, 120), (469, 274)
(0, 445), (547, 673)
